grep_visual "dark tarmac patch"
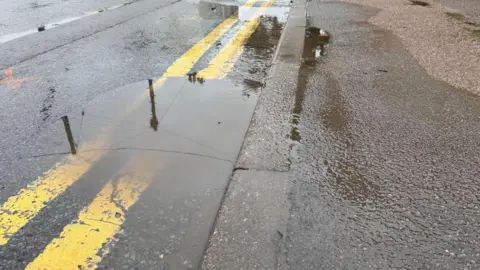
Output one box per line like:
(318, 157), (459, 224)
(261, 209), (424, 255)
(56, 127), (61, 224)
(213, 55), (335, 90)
(39, 87), (56, 123)
(29, 2), (51, 9)
(124, 30), (158, 50)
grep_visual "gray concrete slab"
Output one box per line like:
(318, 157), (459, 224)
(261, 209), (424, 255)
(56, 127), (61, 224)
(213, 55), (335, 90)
(202, 170), (290, 270)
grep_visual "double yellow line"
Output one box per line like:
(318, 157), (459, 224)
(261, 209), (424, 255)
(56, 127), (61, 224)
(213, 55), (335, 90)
(27, 158), (158, 269)
(0, 0), (275, 268)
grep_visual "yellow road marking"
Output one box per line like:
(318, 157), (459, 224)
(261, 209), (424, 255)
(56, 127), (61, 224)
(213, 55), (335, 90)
(163, 13), (237, 76)
(26, 161), (154, 270)
(198, 0), (274, 79)
(163, 0), (259, 77)
(0, 74), (165, 245)
(243, 0), (257, 7)
(0, 148), (103, 245)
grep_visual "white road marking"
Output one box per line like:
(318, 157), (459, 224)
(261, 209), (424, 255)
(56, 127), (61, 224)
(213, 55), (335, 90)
(0, 2), (132, 44)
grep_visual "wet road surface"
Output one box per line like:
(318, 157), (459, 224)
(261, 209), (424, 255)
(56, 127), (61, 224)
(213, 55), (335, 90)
(0, 0), (289, 268)
(202, 0), (480, 269)
(285, 1), (480, 269)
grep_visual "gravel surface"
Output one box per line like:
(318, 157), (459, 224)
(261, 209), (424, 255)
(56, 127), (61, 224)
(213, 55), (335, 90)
(339, 0), (480, 95)
(432, 0), (480, 18)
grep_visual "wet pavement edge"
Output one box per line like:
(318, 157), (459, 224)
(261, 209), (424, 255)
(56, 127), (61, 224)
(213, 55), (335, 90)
(201, 1), (307, 268)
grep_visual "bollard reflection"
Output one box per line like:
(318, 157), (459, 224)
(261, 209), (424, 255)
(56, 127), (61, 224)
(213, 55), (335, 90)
(61, 115), (77, 155)
(148, 79), (159, 131)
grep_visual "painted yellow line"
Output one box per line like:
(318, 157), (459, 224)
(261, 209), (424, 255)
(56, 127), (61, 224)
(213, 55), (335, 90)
(162, 0), (260, 77)
(0, 75), (164, 246)
(197, 0), (274, 79)
(0, 147), (102, 245)
(243, 0), (257, 7)
(26, 162), (154, 270)
(162, 13), (237, 77)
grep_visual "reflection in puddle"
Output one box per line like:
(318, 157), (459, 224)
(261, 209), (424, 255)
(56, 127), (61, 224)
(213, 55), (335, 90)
(235, 14), (285, 97)
(239, 7), (290, 22)
(61, 115), (77, 155)
(241, 78), (264, 98)
(148, 79), (159, 131)
(322, 74), (379, 205)
(243, 78), (264, 89)
(290, 26), (326, 141)
(303, 27), (330, 63)
(197, 1), (289, 22)
(190, 2), (288, 87)
(40, 87), (56, 122)
(187, 72), (205, 84)
(198, 1), (238, 20)
(286, 22), (377, 205)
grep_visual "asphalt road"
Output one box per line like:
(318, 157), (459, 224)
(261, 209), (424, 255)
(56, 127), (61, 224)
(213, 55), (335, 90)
(0, 0), (289, 268)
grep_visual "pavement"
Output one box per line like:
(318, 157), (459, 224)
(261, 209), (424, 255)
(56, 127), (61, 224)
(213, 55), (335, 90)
(1, 0), (480, 269)
(203, 0), (480, 269)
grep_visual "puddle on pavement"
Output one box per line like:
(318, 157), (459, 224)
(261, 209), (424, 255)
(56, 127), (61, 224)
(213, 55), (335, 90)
(10, 2), (288, 166)
(148, 79), (159, 131)
(198, 0), (289, 22)
(290, 25), (330, 141)
(26, 76), (259, 162)
(239, 7), (290, 22)
(61, 115), (78, 154)
(287, 23), (378, 205)
(191, 4), (288, 95)
(235, 14), (285, 94)
(302, 26), (330, 63)
(321, 74), (379, 205)
(198, 1), (239, 19)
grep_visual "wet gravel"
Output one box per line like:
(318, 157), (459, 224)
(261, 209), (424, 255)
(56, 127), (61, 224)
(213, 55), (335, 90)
(338, 0), (480, 96)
